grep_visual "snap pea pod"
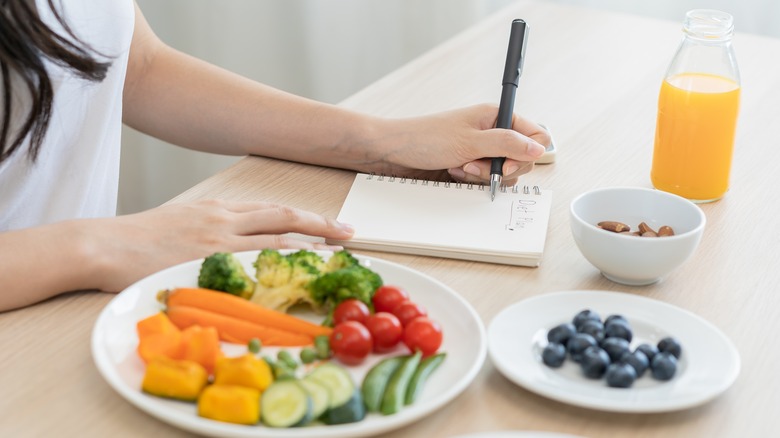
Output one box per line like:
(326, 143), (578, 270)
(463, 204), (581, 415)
(405, 352), (446, 405)
(380, 351), (422, 415)
(361, 356), (406, 412)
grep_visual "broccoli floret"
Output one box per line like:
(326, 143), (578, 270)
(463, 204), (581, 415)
(248, 248), (383, 321)
(286, 250), (327, 272)
(250, 249), (321, 312)
(197, 252), (256, 299)
(309, 264), (383, 326)
(323, 249), (360, 272)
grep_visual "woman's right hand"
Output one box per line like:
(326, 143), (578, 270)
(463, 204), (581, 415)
(88, 199), (354, 292)
(0, 199), (353, 311)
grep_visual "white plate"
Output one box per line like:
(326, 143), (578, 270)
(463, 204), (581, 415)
(91, 250), (486, 437)
(487, 290), (740, 413)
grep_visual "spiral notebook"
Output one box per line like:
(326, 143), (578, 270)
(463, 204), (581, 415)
(328, 173), (553, 266)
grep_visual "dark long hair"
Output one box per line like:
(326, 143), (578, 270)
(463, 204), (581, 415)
(0, 0), (111, 164)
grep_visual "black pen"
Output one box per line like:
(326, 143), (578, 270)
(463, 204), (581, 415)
(490, 19), (528, 201)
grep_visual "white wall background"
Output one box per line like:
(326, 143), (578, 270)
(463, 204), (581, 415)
(119, 0), (778, 214)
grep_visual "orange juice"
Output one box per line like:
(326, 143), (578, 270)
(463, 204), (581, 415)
(651, 73), (740, 202)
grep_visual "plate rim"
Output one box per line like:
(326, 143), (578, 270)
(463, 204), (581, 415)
(487, 289), (740, 413)
(91, 249), (487, 437)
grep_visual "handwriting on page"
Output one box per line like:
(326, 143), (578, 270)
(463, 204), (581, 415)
(505, 199), (538, 231)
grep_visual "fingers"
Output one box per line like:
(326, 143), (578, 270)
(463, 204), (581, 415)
(230, 235), (346, 253)
(510, 114), (552, 149)
(446, 110), (549, 185)
(447, 158), (534, 184)
(171, 199), (353, 252)
(503, 159), (535, 180)
(487, 126), (547, 161)
(470, 104), (550, 159)
(232, 203), (354, 241)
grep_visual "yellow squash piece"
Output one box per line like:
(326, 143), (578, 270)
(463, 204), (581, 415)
(198, 384), (261, 425)
(213, 353), (274, 392)
(141, 357), (208, 401)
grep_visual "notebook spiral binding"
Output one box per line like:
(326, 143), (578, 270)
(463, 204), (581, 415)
(366, 173), (542, 195)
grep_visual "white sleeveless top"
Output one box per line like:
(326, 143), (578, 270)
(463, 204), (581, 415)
(0, 0), (135, 231)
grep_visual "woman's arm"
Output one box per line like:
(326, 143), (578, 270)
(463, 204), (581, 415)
(0, 200), (354, 312)
(122, 3), (549, 182)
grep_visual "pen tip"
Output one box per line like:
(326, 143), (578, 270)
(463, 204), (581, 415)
(489, 177), (499, 201)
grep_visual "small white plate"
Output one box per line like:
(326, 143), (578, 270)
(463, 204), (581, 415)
(92, 250), (486, 437)
(487, 290), (739, 413)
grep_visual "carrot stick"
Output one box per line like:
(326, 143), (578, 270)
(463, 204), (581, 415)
(161, 288), (332, 338)
(166, 305), (314, 346)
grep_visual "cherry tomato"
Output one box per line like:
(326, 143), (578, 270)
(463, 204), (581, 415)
(372, 285), (410, 314)
(330, 321), (373, 365)
(403, 317), (443, 357)
(332, 299), (370, 325)
(364, 312), (403, 353)
(392, 300), (428, 327)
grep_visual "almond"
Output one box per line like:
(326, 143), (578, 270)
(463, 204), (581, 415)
(597, 221), (631, 233)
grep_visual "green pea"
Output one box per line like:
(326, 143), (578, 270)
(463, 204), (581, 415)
(277, 350), (298, 370)
(248, 337), (262, 354)
(300, 347), (317, 364)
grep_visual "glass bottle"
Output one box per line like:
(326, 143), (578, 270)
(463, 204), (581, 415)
(650, 9), (740, 203)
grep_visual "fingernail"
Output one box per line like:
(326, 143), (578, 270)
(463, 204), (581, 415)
(448, 167), (466, 179)
(338, 222), (355, 234)
(505, 164), (520, 175)
(463, 163), (481, 176)
(316, 243), (345, 251)
(529, 141), (546, 157)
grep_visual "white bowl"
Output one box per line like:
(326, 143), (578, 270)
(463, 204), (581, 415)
(570, 187), (706, 286)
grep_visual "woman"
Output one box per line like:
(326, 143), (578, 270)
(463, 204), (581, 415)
(0, 0), (549, 311)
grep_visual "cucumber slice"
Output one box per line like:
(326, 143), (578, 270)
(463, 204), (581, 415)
(306, 363), (355, 408)
(321, 389), (366, 425)
(261, 380), (313, 428)
(306, 363), (366, 424)
(362, 356), (406, 412)
(300, 377), (330, 419)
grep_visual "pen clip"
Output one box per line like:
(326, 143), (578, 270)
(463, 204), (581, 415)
(502, 19), (528, 87)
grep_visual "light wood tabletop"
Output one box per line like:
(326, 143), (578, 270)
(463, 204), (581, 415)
(3, 1), (780, 436)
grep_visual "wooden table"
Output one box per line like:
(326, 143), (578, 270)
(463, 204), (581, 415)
(3, 1), (780, 436)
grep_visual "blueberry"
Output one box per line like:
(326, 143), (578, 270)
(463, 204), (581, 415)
(619, 350), (649, 377)
(658, 336), (682, 359)
(547, 323), (577, 345)
(604, 314), (628, 327)
(651, 352), (678, 381)
(572, 309), (601, 330)
(578, 319), (605, 342)
(635, 343), (659, 362)
(542, 343), (567, 368)
(580, 346), (611, 379)
(604, 320), (633, 342)
(605, 362), (637, 388)
(566, 333), (598, 363)
(600, 337), (631, 362)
